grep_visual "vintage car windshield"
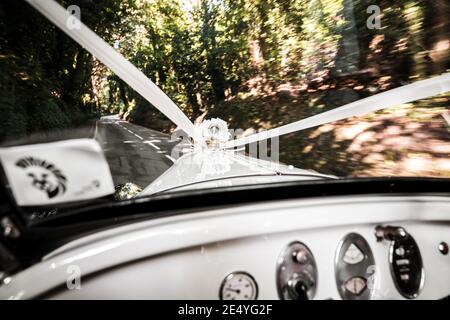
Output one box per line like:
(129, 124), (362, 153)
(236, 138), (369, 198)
(0, 1), (449, 213)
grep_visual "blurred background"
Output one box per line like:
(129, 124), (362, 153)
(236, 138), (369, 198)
(0, 0), (449, 178)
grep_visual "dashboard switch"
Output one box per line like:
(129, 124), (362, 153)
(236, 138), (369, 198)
(375, 225), (424, 299)
(276, 242), (318, 300)
(293, 250), (309, 264)
(438, 242), (448, 255)
(288, 277), (310, 300)
(390, 233), (423, 298)
(395, 246), (406, 256)
(395, 259), (410, 266)
(375, 225), (407, 242)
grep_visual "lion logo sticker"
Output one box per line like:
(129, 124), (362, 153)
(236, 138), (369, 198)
(15, 157), (67, 199)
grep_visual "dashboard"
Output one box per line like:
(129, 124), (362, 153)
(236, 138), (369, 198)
(1, 194), (449, 299)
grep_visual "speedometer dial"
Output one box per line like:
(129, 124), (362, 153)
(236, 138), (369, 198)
(220, 272), (258, 300)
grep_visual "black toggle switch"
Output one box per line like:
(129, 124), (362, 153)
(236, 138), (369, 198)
(288, 277), (310, 300)
(294, 281), (309, 300)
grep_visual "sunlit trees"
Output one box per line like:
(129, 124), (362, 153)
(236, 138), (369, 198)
(0, 0), (448, 140)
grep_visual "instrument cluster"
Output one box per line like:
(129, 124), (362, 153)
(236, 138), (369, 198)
(220, 225), (432, 300)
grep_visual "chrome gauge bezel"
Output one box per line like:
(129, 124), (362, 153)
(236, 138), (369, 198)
(388, 238), (425, 299)
(219, 271), (258, 300)
(335, 233), (376, 300)
(276, 241), (318, 300)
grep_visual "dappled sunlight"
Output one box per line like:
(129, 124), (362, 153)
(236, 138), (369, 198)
(281, 97), (450, 177)
(1, 0), (449, 179)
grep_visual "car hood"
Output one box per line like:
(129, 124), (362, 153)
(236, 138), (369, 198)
(140, 150), (336, 196)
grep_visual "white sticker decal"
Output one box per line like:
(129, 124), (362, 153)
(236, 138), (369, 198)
(0, 139), (115, 206)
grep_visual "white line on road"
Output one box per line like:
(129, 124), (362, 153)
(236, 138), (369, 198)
(144, 141), (160, 150)
(165, 155), (176, 163)
(115, 120), (169, 153)
(120, 125), (143, 140)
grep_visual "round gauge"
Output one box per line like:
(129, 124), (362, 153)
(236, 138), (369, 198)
(220, 271), (258, 300)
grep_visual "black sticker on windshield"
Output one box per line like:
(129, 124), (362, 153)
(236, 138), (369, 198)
(15, 157), (67, 199)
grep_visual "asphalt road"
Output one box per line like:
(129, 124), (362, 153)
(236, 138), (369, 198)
(94, 115), (181, 189)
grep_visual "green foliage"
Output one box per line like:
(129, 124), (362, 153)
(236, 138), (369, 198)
(113, 0), (449, 131)
(1, 0), (448, 139)
(0, 0), (131, 143)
